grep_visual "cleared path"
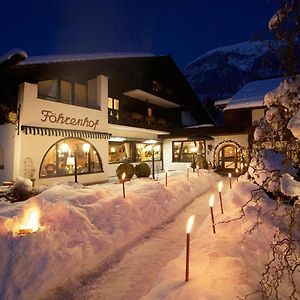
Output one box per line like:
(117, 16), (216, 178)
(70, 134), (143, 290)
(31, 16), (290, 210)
(54, 175), (229, 300)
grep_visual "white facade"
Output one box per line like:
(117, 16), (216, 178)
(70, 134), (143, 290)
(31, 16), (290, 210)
(107, 124), (167, 176)
(0, 75), (110, 185)
(163, 133), (249, 172)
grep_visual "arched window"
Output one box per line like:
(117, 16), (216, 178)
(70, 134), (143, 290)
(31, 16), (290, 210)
(39, 138), (103, 178)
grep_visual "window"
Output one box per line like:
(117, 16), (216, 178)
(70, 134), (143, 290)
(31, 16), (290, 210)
(38, 79), (97, 109)
(108, 97), (119, 122)
(109, 142), (131, 163)
(38, 80), (58, 100)
(74, 83), (87, 106)
(172, 140), (205, 162)
(135, 143), (161, 162)
(61, 80), (72, 104)
(40, 139), (103, 178)
(108, 141), (162, 163)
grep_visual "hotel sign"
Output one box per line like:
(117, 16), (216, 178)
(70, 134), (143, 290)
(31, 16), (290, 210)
(40, 110), (100, 131)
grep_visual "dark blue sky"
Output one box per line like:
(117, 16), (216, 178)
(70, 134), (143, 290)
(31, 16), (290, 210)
(1, 0), (280, 69)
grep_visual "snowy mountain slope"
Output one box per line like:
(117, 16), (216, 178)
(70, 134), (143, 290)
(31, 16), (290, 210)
(185, 40), (286, 101)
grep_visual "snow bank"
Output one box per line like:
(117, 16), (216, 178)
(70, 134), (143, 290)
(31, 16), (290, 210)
(0, 170), (215, 300)
(143, 181), (300, 299)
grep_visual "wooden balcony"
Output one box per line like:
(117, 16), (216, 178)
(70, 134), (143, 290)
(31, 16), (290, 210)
(108, 110), (172, 132)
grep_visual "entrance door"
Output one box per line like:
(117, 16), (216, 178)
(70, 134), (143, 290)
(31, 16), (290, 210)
(218, 145), (237, 171)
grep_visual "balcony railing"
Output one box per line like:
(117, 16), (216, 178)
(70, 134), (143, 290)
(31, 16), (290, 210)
(108, 110), (172, 132)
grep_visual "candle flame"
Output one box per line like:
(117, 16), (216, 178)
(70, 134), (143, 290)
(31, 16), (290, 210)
(186, 164), (189, 169)
(235, 168), (238, 174)
(122, 172), (126, 180)
(186, 215), (195, 233)
(165, 167), (168, 173)
(13, 206), (41, 235)
(209, 195), (214, 207)
(218, 181), (223, 192)
(228, 173), (232, 178)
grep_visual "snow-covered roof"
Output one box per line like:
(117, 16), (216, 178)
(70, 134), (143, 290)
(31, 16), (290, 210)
(0, 49), (27, 65)
(224, 77), (283, 111)
(215, 98), (230, 107)
(20, 52), (158, 65)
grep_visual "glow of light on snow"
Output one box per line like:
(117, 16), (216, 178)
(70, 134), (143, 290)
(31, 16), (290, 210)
(14, 206), (41, 235)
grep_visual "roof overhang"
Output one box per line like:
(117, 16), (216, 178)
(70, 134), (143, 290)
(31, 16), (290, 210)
(123, 89), (180, 108)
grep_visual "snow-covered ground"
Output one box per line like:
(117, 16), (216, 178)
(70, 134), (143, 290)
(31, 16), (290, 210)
(143, 178), (300, 299)
(1, 171), (299, 300)
(0, 170), (215, 300)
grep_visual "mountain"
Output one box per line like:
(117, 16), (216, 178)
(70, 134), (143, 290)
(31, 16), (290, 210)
(185, 40), (286, 102)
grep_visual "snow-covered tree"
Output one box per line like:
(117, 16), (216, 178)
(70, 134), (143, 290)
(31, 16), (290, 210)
(244, 1), (300, 298)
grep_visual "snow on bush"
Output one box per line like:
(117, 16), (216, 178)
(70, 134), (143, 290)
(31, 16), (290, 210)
(0, 170), (215, 300)
(248, 149), (296, 193)
(280, 173), (300, 197)
(288, 109), (300, 140)
(12, 177), (32, 193)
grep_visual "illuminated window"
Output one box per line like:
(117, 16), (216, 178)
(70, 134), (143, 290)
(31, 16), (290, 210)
(135, 143), (161, 162)
(108, 97), (120, 122)
(39, 139), (103, 178)
(109, 142), (131, 163)
(172, 140), (205, 162)
(108, 141), (162, 163)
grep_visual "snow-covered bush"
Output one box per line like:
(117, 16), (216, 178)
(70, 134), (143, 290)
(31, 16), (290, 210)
(11, 177), (34, 202)
(248, 149), (296, 193)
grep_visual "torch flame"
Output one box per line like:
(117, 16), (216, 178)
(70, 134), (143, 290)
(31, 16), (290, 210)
(209, 195), (214, 207)
(218, 181), (223, 192)
(122, 172), (126, 181)
(186, 215), (195, 233)
(14, 206), (41, 235)
(228, 172), (232, 178)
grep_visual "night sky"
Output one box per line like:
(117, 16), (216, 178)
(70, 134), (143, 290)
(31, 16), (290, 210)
(1, 0), (280, 69)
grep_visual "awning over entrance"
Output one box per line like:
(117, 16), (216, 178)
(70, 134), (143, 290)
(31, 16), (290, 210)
(21, 125), (111, 139)
(188, 135), (214, 141)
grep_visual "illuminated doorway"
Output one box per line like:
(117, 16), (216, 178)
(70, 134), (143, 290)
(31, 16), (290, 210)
(218, 144), (238, 171)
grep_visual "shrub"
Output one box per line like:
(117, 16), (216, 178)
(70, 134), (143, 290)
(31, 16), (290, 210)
(116, 163), (134, 181)
(11, 177), (34, 202)
(134, 162), (151, 178)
